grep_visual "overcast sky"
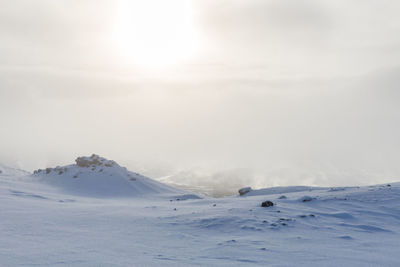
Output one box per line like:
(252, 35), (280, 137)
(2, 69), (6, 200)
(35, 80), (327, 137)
(1, 0), (400, 191)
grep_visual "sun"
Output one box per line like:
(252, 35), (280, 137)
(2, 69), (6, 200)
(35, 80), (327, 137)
(113, 0), (199, 69)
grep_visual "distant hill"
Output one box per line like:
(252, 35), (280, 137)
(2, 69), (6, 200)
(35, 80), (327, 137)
(31, 154), (195, 198)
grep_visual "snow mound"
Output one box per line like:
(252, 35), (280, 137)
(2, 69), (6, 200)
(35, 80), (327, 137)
(32, 154), (187, 198)
(0, 164), (29, 177)
(239, 186), (324, 197)
(298, 195), (314, 202)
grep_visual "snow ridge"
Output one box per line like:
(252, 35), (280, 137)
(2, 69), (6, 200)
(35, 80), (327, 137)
(32, 154), (186, 198)
(0, 164), (29, 177)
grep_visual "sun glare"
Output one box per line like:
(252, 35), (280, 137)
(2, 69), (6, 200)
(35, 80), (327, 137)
(113, 0), (199, 69)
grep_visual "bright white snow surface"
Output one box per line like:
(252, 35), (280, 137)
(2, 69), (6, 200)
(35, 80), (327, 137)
(1, 156), (400, 266)
(30, 154), (187, 198)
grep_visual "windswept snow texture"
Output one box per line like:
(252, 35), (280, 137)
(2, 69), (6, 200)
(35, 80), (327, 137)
(1, 161), (400, 266)
(31, 154), (186, 198)
(0, 164), (29, 177)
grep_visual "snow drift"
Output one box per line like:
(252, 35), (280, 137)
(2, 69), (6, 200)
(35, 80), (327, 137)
(1, 158), (399, 266)
(0, 164), (29, 177)
(31, 154), (187, 198)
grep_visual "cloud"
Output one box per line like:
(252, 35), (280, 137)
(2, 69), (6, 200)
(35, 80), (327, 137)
(0, 0), (117, 67)
(0, 0), (399, 193)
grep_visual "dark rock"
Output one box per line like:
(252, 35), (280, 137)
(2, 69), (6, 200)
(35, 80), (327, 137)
(45, 168), (52, 174)
(76, 155), (102, 167)
(261, 201), (274, 207)
(300, 196), (313, 202)
(278, 195), (287, 199)
(239, 187), (252, 196)
(75, 158), (91, 167)
(73, 175), (78, 178)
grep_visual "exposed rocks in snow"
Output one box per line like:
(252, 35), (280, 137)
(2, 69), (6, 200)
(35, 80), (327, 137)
(2, 173), (400, 266)
(33, 154), (119, 176)
(30, 154), (190, 198)
(278, 195), (287, 199)
(300, 196), (313, 202)
(75, 154), (110, 167)
(239, 187), (252, 196)
(261, 201), (274, 207)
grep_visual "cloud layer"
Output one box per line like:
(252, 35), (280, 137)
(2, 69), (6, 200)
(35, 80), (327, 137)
(1, 0), (399, 193)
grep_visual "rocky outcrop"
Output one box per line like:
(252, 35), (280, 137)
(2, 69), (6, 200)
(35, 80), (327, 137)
(30, 154), (188, 198)
(33, 154), (118, 175)
(261, 201), (274, 207)
(75, 154), (114, 167)
(239, 187), (252, 196)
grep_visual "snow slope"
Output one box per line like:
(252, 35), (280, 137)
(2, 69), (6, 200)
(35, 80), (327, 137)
(0, 159), (399, 266)
(30, 154), (190, 198)
(0, 164), (29, 177)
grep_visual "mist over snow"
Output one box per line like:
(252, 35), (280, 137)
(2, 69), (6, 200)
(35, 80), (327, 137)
(1, 0), (400, 196)
(1, 1), (400, 266)
(1, 157), (400, 266)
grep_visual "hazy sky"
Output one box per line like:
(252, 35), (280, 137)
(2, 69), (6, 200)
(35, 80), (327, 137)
(1, 0), (400, 191)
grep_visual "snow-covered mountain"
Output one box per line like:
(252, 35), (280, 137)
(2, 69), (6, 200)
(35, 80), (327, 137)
(31, 154), (190, 198)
